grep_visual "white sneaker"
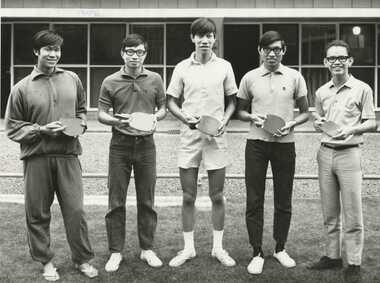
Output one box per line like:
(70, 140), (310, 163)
(75, 262), (98, 278)
(211, 248), (236, 267)
(169, 249), (196, 267)
(105, 252), (123, 272)
(247, 255), (264, 274)
(273, 250), (296, 268)
(140, 250), (163, 268)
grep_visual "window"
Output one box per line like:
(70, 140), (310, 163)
(166, 23), (193, 66)
(224, 24), (260, 85)
(14, 23), (49, 64)
(53, 24), (87, 64)
(130, 24), (164, 65)
(301, 68), (330, 106)
(340, 24), (375, 66)
(91, 24), (125, 65)
(90, 67), (119, 107)
(302, 24), (336, 65)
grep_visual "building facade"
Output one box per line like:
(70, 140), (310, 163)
(1, 0), (380, 117)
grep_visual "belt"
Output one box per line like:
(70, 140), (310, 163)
(321, 143), (358, 150)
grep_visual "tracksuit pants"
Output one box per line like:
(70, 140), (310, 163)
(23, 155), (94, 264)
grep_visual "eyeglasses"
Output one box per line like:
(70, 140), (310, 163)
(124, 49), (146, 57)
(326, 56), (350, 64)
(262, 47), (283, 55)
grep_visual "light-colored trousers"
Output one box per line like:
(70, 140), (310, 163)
(317, 145), (363, 265)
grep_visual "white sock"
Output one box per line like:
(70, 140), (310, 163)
(212, 230), (224, 250)
(183, 231), (195, 251)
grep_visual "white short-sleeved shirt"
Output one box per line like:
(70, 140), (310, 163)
(237, 64), (307, 143)
(315, 75), (376, 146)
(167, 52), (238, 121)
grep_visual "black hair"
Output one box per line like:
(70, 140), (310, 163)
(325, 39), (351, 57)
(121, 33), (148, 51)
(258, 30), (285, 49)
(190, 18), (216, 37)
(32, 29), (63, 51)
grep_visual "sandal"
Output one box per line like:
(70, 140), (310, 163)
(75, 262), (98, 278)
(42, 267), (60, 282)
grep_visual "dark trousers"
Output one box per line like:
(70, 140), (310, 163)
(245, 140), (296, 248)
(105, 131), (157, 252)
(23, 155), (94, 264)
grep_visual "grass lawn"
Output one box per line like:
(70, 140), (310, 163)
(0, 197), (379, 283)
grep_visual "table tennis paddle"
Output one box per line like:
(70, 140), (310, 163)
(196, 115), (222, 136)
(60, 117), (84, 137)
(262, 114), (285, 135)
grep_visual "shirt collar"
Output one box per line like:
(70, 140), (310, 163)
(120, 66), (148, 78)
(328, 74), (355, 89)
(260, 64), (285, 77)
(30, 66), (64, 80)
(189, 52), (217, 65)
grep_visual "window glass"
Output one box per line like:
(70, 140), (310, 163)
(224, 24), (260, 85)
(14, 23), (49, 64)
(350, 68), (375, 95)
(166, 67), (174, 88)
(378, 24), (380, 65)
(340, 24), (375, 65)
(91, 24), (125, 65)
(2, 24), (11, 117)
(64, 68), (87, 93)
(378, 68), (380, 107)
(53, 24), (87, 64)
(302, 24), (336, 65)
(14, 67), (34, 84)
(166, 23), (193, 65)
(90, 67), (120, 108)
(263, 24), (298, 66)
(301, 68), (330, 107)
(130, 25), (164, 65)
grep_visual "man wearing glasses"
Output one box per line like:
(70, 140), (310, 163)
(98, 34), (166, 271)
(236, 30), (309, 274)
(308, 40), (376, 282)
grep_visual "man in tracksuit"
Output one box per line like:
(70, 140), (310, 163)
(5, 29), (97, 281)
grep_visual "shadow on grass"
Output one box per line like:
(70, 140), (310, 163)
(0, 198), (379, 282)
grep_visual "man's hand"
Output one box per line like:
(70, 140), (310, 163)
(40, 121), (66, 136)
(183, 112), (200, 129)
(214, 119), (226, 137)
(274, 120), (297, 137)
(332, 126), (354, 140)
(313, 117), (326, 132)
(115, 113), (131, 127)
(250, 113), (266, 128)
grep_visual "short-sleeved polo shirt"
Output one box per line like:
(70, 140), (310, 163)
(98, 66), (166, 136)
(315, 75), (375, 146)
(166, 52), (238, 121)
(237, 64), (307, 143)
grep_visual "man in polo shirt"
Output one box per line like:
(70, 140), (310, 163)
(97, 34), (166, 271)
(236, 30), (309, 274)
(307, 40), (376, 282)
(5, 29), (98, 281)
(167, 17), (237, 267)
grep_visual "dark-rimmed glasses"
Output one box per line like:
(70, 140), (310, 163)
(325, 56), (350, 64)
(124, 49), (146, 57)
(262, 47), (283, 55)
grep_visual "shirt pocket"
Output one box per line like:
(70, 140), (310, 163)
(344, 101), (360, 118)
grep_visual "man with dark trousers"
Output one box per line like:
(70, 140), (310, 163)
(98, 34), (166, 272)
(5, 29), (98, 281)
(237, 30), (309, 275)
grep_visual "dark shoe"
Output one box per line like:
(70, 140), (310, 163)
(344, 265), (361, 283)
(307, 256), (343, 270)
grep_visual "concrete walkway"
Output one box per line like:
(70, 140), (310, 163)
(0, 194), (212, 209)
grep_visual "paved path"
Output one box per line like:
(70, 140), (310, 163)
(0, 194), (212, 209)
